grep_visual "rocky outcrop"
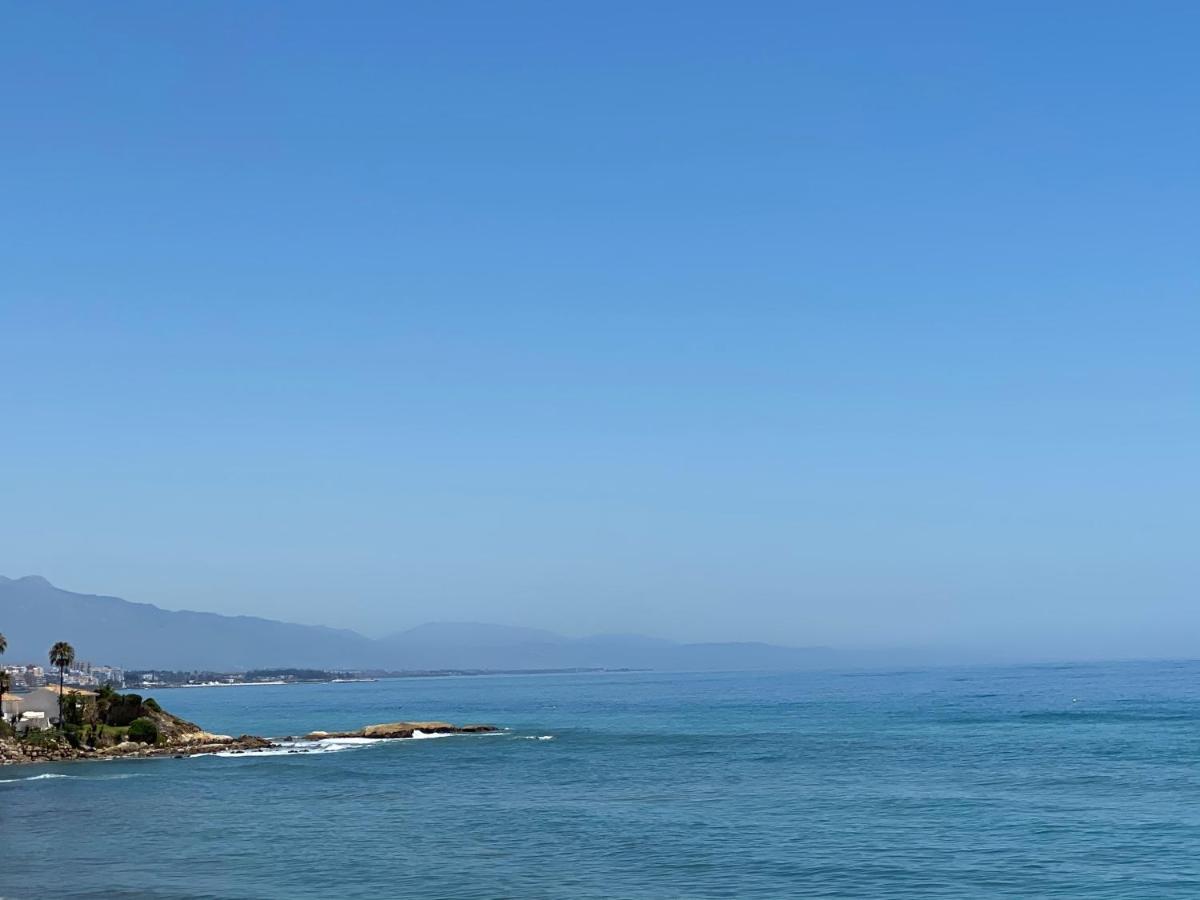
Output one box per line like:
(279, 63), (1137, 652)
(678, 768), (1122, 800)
(0, 731), (275, 765)
(303, 721), (498, 740)
(1, 706), (498, 766)
(98, 734), (273, 760)
(1, 734), (76, 765)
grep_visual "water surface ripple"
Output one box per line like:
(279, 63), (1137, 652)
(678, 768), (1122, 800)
(4, 662), (1200, 898)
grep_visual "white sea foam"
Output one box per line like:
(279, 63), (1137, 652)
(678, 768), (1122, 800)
(205, 729), (499, 759)
(0, 771), (145, 783)
(313, 737), (388, 747)
(0, 773), (73, 783)
(209, 737), (397, 758)
(520, 735), (555, 741)
(410, 730), (451, 740)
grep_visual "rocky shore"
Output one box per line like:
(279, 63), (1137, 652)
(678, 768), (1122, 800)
(2, 717), (498, 766)
(1, 732), (273, 765)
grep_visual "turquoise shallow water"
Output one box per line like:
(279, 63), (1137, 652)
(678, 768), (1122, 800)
(4, 662), (1200, 899)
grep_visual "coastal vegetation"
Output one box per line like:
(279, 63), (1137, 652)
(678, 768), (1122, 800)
(57, 687), (172, 748)
(0, 649), (9, 739)
(49, 640), (75, 723)
(1, 685), (271, 765)
(127, 717), (160, 744)
(0, 637), (266, 763)
(1, 634), (500, 766)
(0, 631), (9, 739)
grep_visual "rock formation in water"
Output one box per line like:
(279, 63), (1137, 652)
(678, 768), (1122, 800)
(304, 721), (498, 740)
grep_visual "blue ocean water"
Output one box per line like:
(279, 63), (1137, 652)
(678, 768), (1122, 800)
(4, 662), (1200, 899)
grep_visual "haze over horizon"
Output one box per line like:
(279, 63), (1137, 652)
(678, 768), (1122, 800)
(3, 3), (1197, 661)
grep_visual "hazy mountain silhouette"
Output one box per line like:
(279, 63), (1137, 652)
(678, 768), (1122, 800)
(0, 575), (837, 672)
(0, 575), (378, 670)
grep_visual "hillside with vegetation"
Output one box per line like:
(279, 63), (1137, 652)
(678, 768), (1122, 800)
(1, 632), (270, 765)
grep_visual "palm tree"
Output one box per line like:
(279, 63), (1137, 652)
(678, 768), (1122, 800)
(0, 670), (9, 727)
(49, 641), (75, 727)
(0, 633), (8, 726)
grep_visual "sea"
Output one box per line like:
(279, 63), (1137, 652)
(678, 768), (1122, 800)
(4, 661), (1200, 899)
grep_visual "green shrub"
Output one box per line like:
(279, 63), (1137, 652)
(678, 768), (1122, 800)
(94, 725), (128, 748)
(60, 693), (86, 727)
(104, 693), (145, 727)
(127, 718), (160, 745)
(143, 697), (161, 712)
(22, 729), (63, 749)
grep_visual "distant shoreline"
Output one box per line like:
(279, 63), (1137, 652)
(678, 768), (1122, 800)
(154, 680), (290, 688)
(138, 667), (642, 690)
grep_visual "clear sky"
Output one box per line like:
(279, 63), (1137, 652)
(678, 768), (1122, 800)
(2, 2), (1197, 657)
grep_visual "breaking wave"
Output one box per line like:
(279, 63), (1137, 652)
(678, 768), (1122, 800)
(1, 771), (145, 784)
(208, 730), (485, 758)
(410, 730), (451, 740)
(209, 737), (400, 758)
(0, 773), (74, 783)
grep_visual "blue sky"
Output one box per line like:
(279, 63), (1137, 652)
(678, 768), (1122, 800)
(2, 2), (1197, 656)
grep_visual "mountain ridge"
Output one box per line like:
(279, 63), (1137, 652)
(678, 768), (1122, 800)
(0, 575), (834, 672)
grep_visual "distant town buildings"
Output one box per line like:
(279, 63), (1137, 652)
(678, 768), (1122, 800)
(2, 661), (124, 691)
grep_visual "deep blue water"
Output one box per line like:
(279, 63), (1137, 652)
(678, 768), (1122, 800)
(5, 662), (1200, 899)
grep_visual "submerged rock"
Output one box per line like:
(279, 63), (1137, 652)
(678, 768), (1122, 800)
(303, 721), (499, 740)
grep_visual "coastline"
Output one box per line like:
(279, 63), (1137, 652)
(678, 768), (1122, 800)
(134, 667), (639, 690)
(1, 719), (498, 767)
(150, 680), (290, 689)
(1, 732), (273, 766)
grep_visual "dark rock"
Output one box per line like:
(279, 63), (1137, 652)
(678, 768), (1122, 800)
(303, 721), (499, 741)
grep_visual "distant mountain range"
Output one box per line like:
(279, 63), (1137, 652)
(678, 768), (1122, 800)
(0, 575), (840, 672)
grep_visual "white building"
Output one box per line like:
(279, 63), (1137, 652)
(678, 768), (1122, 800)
(19, 685), (97, 723)
(1, 694), (48, 732)
(17, 711), (49, 732)
(2, 692), (23, 722)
